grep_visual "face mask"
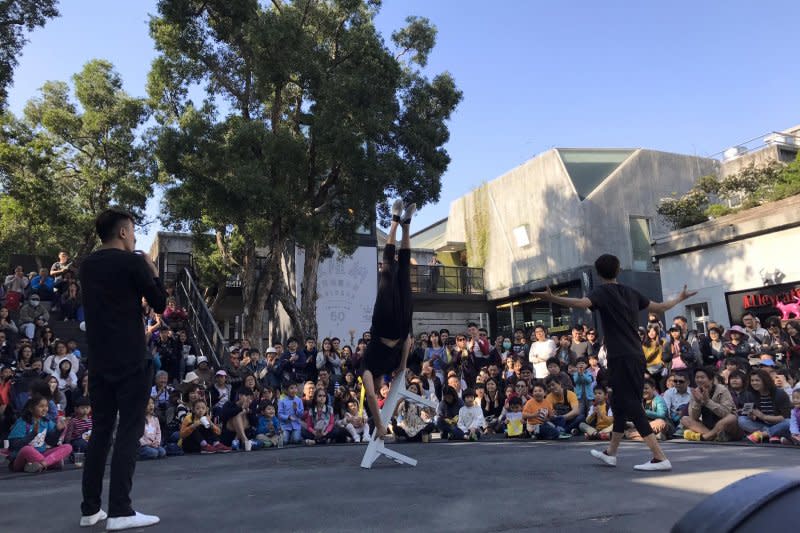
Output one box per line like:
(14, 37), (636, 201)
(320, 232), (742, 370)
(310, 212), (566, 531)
(502, 341), (512, 350)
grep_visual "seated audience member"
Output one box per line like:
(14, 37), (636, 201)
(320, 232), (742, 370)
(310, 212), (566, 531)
(523, 382), (563, 440)
(18, 295), (49, 340)
(174, 329), (197, 375)
(512, 380), (531, 404)
(773, 368), (794, 398)
(8, 394), (71, 472)
(278, 382), (304, 445)
(545, 376), (584, 435)
(43, 340), (79, 377)
(726, 369), (748, 409)
(724, 326), (756, 365)
(788, 390), (800, 445)
(179, 399), (229, 454)
(210, 370), (232, 416)
(580, 385), (613, 440)
(503, 395), (525, 438)
(62, 397), (93, 455)
(681, 367), (738, 442)
(194, 356), (214, 388)
(481, 378), (505, 433)
(139, 398), (166, 460)
(572, 358), (595, 415)
(394, 381), (435, 442)
(30, 268), (55, 302)
(545, 358), (574, 391)
(699, 326), (726, 367)
(586, 353), (607, 388)
(457, 388), (485, 441)
(662, 373), (692, 429)
(738, 369), (792, 444)
(162, 297), (188, 330)
(436, 386), (464, 440)
(343, 398), (371, 443)
(0, 307), (20, 344)
(643, 325), (666, 387)
(627, 378), (672, 441)
(220, 388), (258, 451)
(302, 388), (343, 445)
(255, 403), (283, 448)
(59, 283), (83, 321)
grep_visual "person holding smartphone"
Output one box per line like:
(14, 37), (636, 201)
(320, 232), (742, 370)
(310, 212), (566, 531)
(78, 208), (167, 530)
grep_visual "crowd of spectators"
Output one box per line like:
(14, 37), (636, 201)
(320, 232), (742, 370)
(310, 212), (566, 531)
(2, 253), (799, 473)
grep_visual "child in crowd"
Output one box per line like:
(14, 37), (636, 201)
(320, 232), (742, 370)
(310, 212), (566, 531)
(278, 382), (305, 445)
(343, 399), (371, 443)
(522, 383), (561, 440)
(62, 397), (92, 455)
(139, 398), (166, 460)
(436, 386), (464, 440)
(393, 381), (436, 442)
(179, 399), (230, 454)
(8, 393), (71, 472)
(255, 403), (282, 448)
(580, 386), (613, 440)
(572, 358), (595, 414)
(504, 396), (525, 438)
(788, 389), (800, 445)
(303, 388), (341, 445)
(457, 388), (485, 441)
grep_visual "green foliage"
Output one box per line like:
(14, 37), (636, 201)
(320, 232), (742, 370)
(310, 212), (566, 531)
(464, 184), (489, 269)
(658, 157), (800, 230)
(0, 0), (60, 105)
(148, 0), (462, 338)
(0, 60), (155, 264)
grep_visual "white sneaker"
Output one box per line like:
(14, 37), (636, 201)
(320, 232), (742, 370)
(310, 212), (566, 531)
(106, 512), (160, 531)
(244, 439), (252, 452)
(391, 199), (404, 217)
(80, 509), (107, 527)
(634, 459), (672, 471)
(401, 203), (417, 222)
(590, 449), (617, 467)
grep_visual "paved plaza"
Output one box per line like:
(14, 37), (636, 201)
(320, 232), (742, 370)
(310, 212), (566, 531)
(1, 439), (795, 532)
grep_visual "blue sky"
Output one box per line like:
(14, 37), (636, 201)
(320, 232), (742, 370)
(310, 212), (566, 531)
(7, 0), (800, 251)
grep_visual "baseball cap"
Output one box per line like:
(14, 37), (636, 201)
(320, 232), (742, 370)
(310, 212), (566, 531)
(759, 359), (776, 367)
(196, 356), (209, 365)
(183, 371), (200, 383)
(215, 369), (227, 377)
(266, 347), (277, 354)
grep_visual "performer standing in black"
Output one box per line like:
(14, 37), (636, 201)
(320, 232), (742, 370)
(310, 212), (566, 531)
(532, 254), (695, 471)
(361, 199), (416, 439)
(79, 209), (167, 530)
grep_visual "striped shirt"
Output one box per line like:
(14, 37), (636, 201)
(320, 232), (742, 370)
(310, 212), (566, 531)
(64, 417), (93, 441)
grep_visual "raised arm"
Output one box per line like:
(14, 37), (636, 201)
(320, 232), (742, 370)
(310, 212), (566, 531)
(648, 285), (697, 314)
(530, 287), (592, 309)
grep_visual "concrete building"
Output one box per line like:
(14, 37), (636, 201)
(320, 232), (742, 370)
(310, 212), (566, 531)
(653, 126), (800, 331)
(434, 148), (718, 336)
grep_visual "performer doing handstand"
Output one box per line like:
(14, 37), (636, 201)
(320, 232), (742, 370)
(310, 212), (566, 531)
(361, 198), (416, 440)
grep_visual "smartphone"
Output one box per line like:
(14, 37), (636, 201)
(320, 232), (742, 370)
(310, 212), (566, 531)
(740, 403), (754, 416)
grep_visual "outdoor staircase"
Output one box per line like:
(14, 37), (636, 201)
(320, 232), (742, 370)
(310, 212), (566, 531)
(48, 309), (88, 355)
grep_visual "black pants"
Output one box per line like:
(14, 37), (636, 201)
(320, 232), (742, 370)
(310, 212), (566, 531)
(182, 425), (218, 453)
(371, 244), (412, 340)
(81, 360), (153, 518)
(608, 355), (653, 437)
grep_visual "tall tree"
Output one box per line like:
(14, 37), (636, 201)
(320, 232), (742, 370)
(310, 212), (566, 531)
(149, 0), (461, 344)
(0, 59), (156, 265)
(0, 0), (60, 105)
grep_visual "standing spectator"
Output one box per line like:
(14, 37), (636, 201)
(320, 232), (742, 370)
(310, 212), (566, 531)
(424, 331), (448, 382)
(673, 315), (701, 360)
(682, 367), (738, 442)
(760, 317), (789, 363)
(60, 283), (83, 321)
(738, 369), (792, 444)
(529, 325), (556, 379)
(742, 312), (768, 345)
(510, 329), (529, 359)
(663, 326), (696, 384)
(18, 295), (49, 340)
(643, 325), (666, 388)
(162, 297), (188, 331)
(699, 326), (725, 367)
(285, 337), (311, 384)
(79, 208), (166, 530)
(30, 268), (55, 302)
(4, 266), (30, 311)
(138, 398), (166, 460)
(572, 358), (595, 415)
(0, 306), (19, 342)
(278, 382), (304, 445)
(555, 335), (576, 367)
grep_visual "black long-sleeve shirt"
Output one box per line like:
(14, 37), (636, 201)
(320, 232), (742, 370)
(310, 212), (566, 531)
(79, 249), (167, 380)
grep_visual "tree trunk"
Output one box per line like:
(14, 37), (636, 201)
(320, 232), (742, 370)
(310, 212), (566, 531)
(241, 236), (277, 351)
(299, 240), (322, 340)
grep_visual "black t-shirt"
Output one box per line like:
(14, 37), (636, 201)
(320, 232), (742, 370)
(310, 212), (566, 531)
(219, 400), (243, 428)
(588, 283), (649, 359)
(80, 249), (167, 379)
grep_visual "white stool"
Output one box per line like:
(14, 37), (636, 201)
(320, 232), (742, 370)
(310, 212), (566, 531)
(360, 370), (437, 469)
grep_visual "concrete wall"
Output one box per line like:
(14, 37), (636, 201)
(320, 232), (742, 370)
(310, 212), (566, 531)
(447, 149), (718, 295)
(412, 311), (490, 337)
(658, 225), (800, 328)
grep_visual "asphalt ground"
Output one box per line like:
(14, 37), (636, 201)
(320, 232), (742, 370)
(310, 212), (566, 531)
(1, 438), (796, 533)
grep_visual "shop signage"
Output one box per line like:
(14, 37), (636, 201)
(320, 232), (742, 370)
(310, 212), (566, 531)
(726, 281), (800, 324)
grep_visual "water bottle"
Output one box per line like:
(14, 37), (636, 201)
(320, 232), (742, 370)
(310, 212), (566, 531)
(232, 439), (240, 451)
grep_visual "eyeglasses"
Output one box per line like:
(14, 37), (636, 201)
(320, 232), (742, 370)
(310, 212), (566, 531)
(673, 380), (686, 384)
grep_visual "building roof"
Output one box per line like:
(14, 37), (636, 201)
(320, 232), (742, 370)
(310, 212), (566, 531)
(556, 148), (636, 200)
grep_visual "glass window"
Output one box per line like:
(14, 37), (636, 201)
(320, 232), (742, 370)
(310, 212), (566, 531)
(558, 149), (634, 200)
(687, 302), (710, 335)
(629, 217), (651, 271)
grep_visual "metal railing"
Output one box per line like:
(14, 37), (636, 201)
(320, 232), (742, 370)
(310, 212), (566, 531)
(176, 267), (228, 369)
(391, 264), (485, 296)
